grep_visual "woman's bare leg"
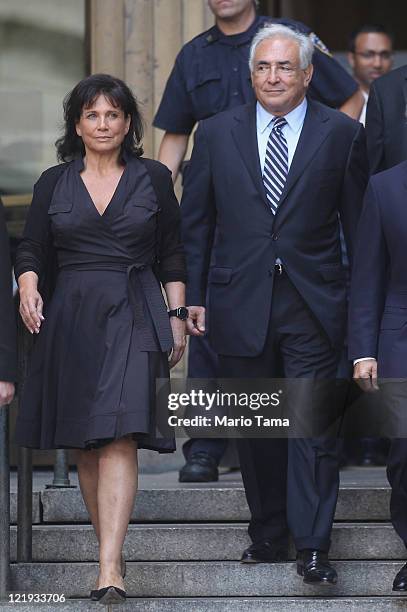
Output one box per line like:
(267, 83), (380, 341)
(75, 448), (101, 541)
(96, 436), (138, 589)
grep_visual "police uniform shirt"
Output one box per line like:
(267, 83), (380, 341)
(153, 16), (358, 135)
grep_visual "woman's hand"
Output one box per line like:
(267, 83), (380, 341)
(353, 358), (379, 392)
(169, 318), (186, 369)
(0, 382), (14, 407)
(18, 271), (44, 334)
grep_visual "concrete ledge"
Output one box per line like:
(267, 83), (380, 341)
(1, 598), (407, 611)
(9, 523), (407, 562)
(41, 486), (391, 523)
(10, 561), (407, 597)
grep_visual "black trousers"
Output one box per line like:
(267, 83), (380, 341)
(183, 308), (227, 464)
(219, 272), (340, 552)
(387, 439), (407, 545)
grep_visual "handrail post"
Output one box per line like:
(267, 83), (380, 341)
(0, 404), (10, 599)
(16, 309), (33, 564)
(17, 447), (32, 562)
(46, 449), (76, 489)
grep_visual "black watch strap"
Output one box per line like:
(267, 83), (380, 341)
(168, 307), (188, 321)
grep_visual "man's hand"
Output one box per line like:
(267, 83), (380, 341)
(168, 318), (186, 369)
(353, 358), (379, 392)
(0, 381), (14, 407)
(186, 306), (205, 336)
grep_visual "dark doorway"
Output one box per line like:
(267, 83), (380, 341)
(259, 0), (407, 51)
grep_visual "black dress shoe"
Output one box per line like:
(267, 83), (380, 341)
(179, 452), (219, 482)
(296, 549), (337, 584)
(393, 562), (407, 591)
(240, 539), (288, 563)
(91, 586), (126, 604)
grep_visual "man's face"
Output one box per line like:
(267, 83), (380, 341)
(348, 32), (393, 90)
(208, 0), (254, 20)
(251, 37), (313, 116)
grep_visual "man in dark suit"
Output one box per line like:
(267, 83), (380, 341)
(0, 199), (17, 406)
(349, 161), (407, 591)
(181, 23), (368, 584)
(366, 64), (407, 174)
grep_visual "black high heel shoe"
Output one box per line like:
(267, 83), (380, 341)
(92, 586), (126, 604)
(90, 555), (126, 601)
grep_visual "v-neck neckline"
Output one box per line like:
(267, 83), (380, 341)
(79, 165), (127, 218)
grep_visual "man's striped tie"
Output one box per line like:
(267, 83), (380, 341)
(262, 116), (288, 214)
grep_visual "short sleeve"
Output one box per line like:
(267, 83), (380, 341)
(153, 50), (196, 135)
(310, 48), (358, 108)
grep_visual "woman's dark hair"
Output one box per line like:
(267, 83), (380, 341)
(56, 73), (144, 161)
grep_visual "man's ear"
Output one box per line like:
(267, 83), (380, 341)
(304, 63), (314, 87)
(347, 52), (356, 71)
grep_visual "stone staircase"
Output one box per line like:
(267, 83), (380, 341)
(4, 468), (407, 610)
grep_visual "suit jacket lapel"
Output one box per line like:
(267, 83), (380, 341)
(275, 100), (330, 215)
(231, 104), (269, 206)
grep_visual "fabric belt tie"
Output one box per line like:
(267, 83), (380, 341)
(59, 261), (173, 352)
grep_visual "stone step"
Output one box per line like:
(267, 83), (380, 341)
(9, 561), (407, 597)
(9, 523), (406, 562)
(41, 486), (391, 523)
(2, 598), (407, 611)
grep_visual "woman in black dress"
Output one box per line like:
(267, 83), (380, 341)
(15, 74), (187, 604)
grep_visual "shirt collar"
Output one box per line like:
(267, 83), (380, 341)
(209, 15), (261, 46)
(256, 97), (308, 134)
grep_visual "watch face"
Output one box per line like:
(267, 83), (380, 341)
(178, 307), (189, 321)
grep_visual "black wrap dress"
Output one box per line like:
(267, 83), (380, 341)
(14, 154), (186, 452)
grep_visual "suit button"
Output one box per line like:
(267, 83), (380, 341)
(273, 234), (278, 241)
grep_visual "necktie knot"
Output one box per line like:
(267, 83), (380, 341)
(272, 116), (287, 133)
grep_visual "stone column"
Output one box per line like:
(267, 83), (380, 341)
(88, 0), (125, 78)
(124, 0), (213, 157)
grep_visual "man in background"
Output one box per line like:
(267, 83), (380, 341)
(366, 60), (407, 174)
(154, 0), (361, 483)
(348, 24), (393, 125)
(0, 200), (17, 407)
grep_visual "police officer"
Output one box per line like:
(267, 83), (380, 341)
(154, 0), (361, 482)
(0, 199), (17, 408)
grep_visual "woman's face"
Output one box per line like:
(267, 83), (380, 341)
(75, 94), (130, 155)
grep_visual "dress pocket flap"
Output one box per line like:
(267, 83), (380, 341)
(209, 267), (233, 284)
(128, 197), (158, 211)
(186, 70), (221, 91)
(48, 199), (73, 214)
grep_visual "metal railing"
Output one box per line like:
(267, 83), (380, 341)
(0, 404), (10, 599)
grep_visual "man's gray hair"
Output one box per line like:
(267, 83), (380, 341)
(249, 23), (314, 71)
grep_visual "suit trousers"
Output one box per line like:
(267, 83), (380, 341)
(387, 439), (407, 545)
(218, 271), (341, 552)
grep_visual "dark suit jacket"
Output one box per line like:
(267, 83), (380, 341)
(348, 160), (407, 377)
(366, 65), (407, 174)
(181, 99), (368, 357)
(0, 199), (17, 381)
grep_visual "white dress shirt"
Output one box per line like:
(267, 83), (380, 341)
(358, 90), (369, 126)
(256, 97), (307, 172)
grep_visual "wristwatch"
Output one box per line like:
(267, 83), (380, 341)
(168, 307), (189, 321)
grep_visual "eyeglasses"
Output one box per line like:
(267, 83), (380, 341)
(353, 51), (393, 61)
